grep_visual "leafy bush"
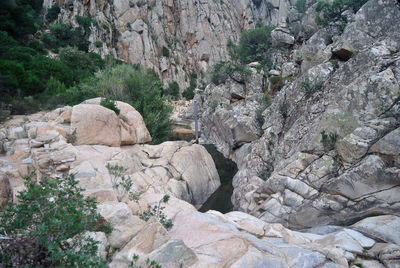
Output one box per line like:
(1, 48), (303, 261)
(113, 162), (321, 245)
(315, 0), (368, 31)
(76, 16), (95, 34)
(258, 167), (272, 181)
(321, 131), (338, 151)
(130, 254), (161, 268)
(295, 0), (307, 13)
(0, 0), (41, 40)
(300, 79), (323, 99)
(42, 23), (90, 52)
(140, 195), (173, 230)
(182, 72), (197, 100)
(46, 4), (60, 22)
(45, 76), (66, 94)
(106, 164), (133, 201)
(211, 61), (252, 85)
(68, 64), (172, 144)
(227, 25), (275, 67)
(0, 174), (110, 267)
(101, 97), (120, 115)
(269, 76), (284, 94)
(59, 46), (105, 83)
(165, 81), (179, 99)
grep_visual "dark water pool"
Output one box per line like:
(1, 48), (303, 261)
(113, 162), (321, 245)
(199, 144), (238, 214)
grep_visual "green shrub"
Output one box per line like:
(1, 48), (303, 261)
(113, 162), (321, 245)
(106, 164), (133, 201)
(140, 195), (173, 230)
(100, 97), (120, 115)
(321, 131), (338, 151)
(258, 167), (272, 181)
(95, 40), (103, 48)
(315, 0), (368, 31)
(295, 0), (307, 13)
(211, 61), (251, 85)
(0, 0), (41, 40)
(42, 23), (90, 52)
(71, 64), (172, 144)
(269, 76), (284, 94)
(209, 100), (218, 111)
(162, 46), (170, 57)
(165, 81), (179, 99)
(76, 16), (95, 33)
(228, 25), (275, 68)
(43, 76), (67, 97)
(300, 79), (323, 99)
(0, 174), (110, 267)
(182, 87), (195, 100)
(130, 254), (161, 268)
(30, 54), (74, 87)
(46, 4), (60, 22)
(182, 72), (197, 100)
(59, 46), (105, 83)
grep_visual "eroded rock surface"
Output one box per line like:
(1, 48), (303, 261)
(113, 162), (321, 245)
(199, 0), (400, 229)
(43, 0), (295, 88)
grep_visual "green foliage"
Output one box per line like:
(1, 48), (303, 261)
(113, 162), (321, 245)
(315, 0), (368, 31)
(300, 79), (323, 99)
(106, 164), (133, 201)
(295, 0), (307, 13)
(0, 174), (110, 267)
(140, 195), (173, 230)
(165, 81), (180, 99)
(258, 167), (272, 181)
(321, 131), (338, 151)
(0, 0), (42, 40)
(59, 46), (105, 83)
(76, 16), (95, 34)
(69, 64), (172, 144)
(100, 97), (120, 115)
(209, 100), (218, 111)
(95, 40), (103, 48)
(46, 4), (60, 22)
(269, 76), (284, 94)
(42, 23), (90, 52)
(228, 25), (275, 68)
(211, 61), (252, 85)
(130, 254), (161, 268)
(162, 46), (170, 57)
(182, 72), (197, 100)
(44, 76), (67, 97)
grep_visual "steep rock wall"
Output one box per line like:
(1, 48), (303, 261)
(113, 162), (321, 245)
(199, 0), (400, 229)
(43, 0), (295, 89)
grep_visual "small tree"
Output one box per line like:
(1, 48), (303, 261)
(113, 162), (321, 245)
(0, 174), (111, 267)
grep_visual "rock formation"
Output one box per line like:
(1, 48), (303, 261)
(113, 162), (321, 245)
(199, 0), (400, 229)
(42, 0), (295, 88)
(1, 96), (400, 266)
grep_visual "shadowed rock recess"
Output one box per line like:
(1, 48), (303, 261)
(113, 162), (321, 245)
(1, 0), (400, 267)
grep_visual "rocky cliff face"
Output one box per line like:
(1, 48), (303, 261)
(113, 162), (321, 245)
(199, 0), (400, 229)
(43, 0), (295, 88)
